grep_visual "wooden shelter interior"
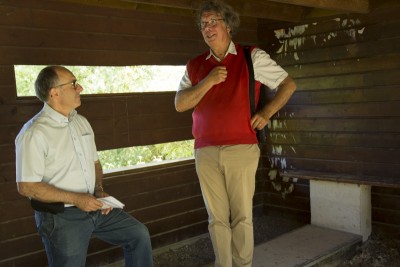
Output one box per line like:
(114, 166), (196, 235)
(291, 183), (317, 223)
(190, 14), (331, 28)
(1, 0), (399, 266)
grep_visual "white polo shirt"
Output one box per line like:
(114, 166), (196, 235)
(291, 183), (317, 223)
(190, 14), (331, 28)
(15, 103), (98, 194)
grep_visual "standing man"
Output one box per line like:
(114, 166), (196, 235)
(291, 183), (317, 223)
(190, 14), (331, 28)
(15, 66), (153, 267)
(175, 1), (296, 266)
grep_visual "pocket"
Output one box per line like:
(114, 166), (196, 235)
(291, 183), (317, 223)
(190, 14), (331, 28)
(35, 211), (56, 238)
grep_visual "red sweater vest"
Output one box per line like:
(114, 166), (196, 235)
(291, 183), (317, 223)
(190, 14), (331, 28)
(187, 44), (260, 148)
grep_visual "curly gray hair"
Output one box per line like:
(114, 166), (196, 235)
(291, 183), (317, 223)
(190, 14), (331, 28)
(196, 0), (240, 36)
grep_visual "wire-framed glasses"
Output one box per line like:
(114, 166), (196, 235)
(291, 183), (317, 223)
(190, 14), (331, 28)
(54, 80), (79, 90)
(199, 18), (224, 30)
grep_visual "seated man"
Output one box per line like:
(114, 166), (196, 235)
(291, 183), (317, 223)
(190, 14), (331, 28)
(15, 65), (153, 267)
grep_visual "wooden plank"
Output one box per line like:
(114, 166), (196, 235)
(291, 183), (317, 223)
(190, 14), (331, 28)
(268, 118), (400, 132)
(267, 0), (370, 13)
(0, 145), (15, 165)
(0, 216), (36, 241)
(122, 182), (202, 211)
(280, 170), (400, 188)
(267, 132), (400, 148)
(286, 54), (400, 79)
(267, 144), (400, 164)
(126, 93), (177, 115)
(0, 183), (20, 202)
(372, 186), (400, 197)
(264, 191), (310, 211)
(0, 198), (32, 222)
(0, 103), (42, 124)
(266, 17), (400, 55)
(128, 113), (190, 131)
(30, 8), (199, 38)
(0, 125), (23, 146)
(0, 47), (193, 66)
(144, 208), (208, 236)
(0, 66), (16, 86)
(280, 102), (400, 118)
(0, 233), (43, 262)
(0, 27), (208, 55)
(31, 8), (256, 42)
(271, 158), (399, 178)
(287, 86), (400, 105)
(0, 163), (16, 184)
(103, 163), (197, 198)
(148, 220), (208, 249)
(293, 69), (400, 91)
(59, 0), (307, 22)
(372, 208), (400, 224)
(372, 194), (400, 210)
(0, 249), (47, 267)
(275, 37), (400, 66)
(133, 196), (205, 223)
(127, 127), (193, 146)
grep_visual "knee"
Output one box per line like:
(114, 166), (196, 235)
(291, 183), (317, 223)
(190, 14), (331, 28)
(132, 222), (151, 246)
(138, 223), (151, 240)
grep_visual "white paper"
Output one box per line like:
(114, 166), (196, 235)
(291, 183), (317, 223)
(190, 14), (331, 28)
(98, 196), (125, 209)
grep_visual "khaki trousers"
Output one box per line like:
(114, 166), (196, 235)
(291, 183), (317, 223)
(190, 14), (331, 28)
(195, 144), (260, 267)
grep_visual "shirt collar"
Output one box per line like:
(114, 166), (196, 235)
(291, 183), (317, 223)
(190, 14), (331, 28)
(43, 102), (77, 124)
(206, 41), (237, 61)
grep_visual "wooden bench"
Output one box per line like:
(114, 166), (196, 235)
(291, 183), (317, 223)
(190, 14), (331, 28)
(281, 170), (400, 188)
(280, 170), (400, 241)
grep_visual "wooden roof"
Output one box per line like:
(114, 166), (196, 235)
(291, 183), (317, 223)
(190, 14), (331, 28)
(57, 0), (371, 24)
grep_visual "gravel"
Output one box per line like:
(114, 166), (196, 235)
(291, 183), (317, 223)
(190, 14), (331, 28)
(341, 228), (400, 267)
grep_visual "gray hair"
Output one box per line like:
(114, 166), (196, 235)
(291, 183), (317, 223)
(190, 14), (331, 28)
(196, 0), (240, 36)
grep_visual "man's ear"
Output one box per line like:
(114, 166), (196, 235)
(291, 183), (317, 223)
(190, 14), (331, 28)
(227, 26), (232, 36)
(49, 87), (59, 98)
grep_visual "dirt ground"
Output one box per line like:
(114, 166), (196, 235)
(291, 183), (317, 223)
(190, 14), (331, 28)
(153, 215), (400, 267)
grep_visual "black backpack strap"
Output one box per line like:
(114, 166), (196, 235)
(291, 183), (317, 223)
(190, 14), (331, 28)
(243, 45), (255, 116)
(243, 45), (267, 143)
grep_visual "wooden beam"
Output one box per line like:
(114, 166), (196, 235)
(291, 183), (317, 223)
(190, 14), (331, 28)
(122, 0), (308, 22)
(266, 0), (370, 13)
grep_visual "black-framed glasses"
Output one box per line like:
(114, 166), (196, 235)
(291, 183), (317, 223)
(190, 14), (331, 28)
(54, 80), (79, 90)
(199, 18), (224, 30)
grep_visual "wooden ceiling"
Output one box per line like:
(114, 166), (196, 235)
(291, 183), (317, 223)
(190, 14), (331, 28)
(60, 0), (371, 23)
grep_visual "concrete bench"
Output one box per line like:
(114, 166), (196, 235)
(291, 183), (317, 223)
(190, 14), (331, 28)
(280, 170), (400, 241)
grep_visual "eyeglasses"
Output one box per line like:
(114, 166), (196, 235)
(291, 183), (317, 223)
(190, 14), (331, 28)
(199, 18), (224, 30)
(54, 80), (80, 90)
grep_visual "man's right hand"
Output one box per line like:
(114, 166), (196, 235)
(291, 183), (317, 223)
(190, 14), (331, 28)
(74, 193), (103, 212)
(206, 66), (228, 86)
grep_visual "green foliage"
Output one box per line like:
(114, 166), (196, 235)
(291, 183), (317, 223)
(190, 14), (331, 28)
(14, 65), (193, 171)
(14, 65), (45, 96)
(98, 140), (194, 170)
(14, 65), (185, 95)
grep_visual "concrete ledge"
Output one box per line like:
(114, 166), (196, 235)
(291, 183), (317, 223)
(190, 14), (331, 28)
(252, 224), (362, 267)
(310, 180), (371, 241)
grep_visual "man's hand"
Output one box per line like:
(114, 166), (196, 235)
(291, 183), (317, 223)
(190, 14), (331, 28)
(206, 66), (228, 86)
(94, 190), (113, 215)
(74, 193), (104, 212)
(251, 111), (269, 130)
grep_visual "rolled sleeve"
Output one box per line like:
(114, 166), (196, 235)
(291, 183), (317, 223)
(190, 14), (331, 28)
(252, 47), (288, 90)
(178, 68), (192, 91)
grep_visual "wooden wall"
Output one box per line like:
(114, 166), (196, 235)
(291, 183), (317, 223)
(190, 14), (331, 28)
(261, 1), (400, 236)
(2, 0), (400, 266)
(0, 0), (264, 266)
